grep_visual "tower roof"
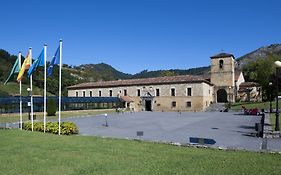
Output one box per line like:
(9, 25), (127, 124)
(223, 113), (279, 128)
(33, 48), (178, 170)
(210, 53), (235, 59)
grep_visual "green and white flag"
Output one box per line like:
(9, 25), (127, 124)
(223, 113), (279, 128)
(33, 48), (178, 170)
(4, 57), (20, 84)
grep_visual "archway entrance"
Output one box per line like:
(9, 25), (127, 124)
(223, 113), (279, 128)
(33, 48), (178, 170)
(217, 89), (227, 103)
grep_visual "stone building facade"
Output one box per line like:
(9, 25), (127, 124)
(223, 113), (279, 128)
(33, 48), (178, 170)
(68, 75), (214, 112)
(67, 53), (261, 111)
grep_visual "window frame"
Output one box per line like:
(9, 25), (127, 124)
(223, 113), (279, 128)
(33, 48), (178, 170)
(186, 101), (192, 108)
(187, 87), (192, 96)
(171, 88), (176, 96)
(156, 88), (160, 96)
(171, 101), (177, 108)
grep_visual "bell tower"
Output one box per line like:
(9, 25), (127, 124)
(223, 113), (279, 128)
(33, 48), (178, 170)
(210, 53), (235, 103)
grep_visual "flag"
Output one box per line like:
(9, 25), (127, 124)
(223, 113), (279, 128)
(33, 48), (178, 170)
(17, 52), (31, 82)
(4, 57), (20, 84)
(47, 46), (60, 76)
(27, 49), (44, 77)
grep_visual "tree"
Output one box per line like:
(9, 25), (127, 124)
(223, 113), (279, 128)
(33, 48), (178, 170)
(242, 54), (280, 101)
(47, 98), (57, 116)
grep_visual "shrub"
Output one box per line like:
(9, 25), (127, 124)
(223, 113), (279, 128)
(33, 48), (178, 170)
(47, 99), (57, 116)
(23, 121), (79, 135)
(61, 122), (79, 135)
(34, 122), (44, 132)
(23, 122), (32, 131)
(46, 122), (59, 134)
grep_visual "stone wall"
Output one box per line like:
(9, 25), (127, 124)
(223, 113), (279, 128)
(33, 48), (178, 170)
(68, 82), (214, 112)
(211, 56), (235, 87)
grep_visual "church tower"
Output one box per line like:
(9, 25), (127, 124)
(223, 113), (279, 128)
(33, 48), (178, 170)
(210, 53), (235, 103)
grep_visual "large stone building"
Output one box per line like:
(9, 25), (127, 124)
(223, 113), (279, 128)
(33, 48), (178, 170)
(67, 53), (261, 111)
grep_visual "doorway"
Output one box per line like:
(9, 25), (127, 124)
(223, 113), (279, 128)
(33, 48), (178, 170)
(145, 100), (152, 111)
(217, 89), (227, 103)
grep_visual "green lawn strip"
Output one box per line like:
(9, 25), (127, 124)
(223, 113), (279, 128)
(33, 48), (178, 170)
(0, 129), (281, 175)
(270, 113), (281, 131)
(230, 101), (281, 110)
(0, 109), (115, 123)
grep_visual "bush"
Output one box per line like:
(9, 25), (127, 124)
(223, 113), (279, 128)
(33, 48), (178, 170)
(23, 121), (79, 135)
(61, 122), (79, 135)
(46, 122), (59, 134)
(47, 99), (57, 116)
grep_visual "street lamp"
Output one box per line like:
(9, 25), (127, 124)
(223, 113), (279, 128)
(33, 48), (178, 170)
(27, 88), (31, 120)
(269, 82), (273, 113)
(104, 113), (108, 127)
(274, 61), (281, 131)
(228, 86), (231, 103)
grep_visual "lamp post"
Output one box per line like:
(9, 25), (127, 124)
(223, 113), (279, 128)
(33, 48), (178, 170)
(269, 82), (273, 113)
(274, 61), (281, 131)
(228, 86), (231, 105)
(27, 88), (31, 120)
(104, 113), (108, 127)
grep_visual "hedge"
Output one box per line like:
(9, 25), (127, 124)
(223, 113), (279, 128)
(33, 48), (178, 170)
(23, 121), (79, 135)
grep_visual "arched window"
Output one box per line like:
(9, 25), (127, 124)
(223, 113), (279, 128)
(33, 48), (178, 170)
(219, 60), (224, 68)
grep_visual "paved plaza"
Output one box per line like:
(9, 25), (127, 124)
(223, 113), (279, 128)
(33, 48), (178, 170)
(63, 111), (281, 151)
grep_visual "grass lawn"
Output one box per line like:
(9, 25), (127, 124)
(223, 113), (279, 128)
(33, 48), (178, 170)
(1, 130), (281, 175)
(230, 101), (281, 110)
(0, 109), (115, 123)
(270, 113), (281, 131)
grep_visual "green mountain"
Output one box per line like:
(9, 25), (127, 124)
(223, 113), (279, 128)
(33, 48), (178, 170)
(75, 63), (132, 81)
(0, 49), (86, 96)
(1, 44), (281, 97)
(132, 67), (210, 79)
(237, 44), (281, 68)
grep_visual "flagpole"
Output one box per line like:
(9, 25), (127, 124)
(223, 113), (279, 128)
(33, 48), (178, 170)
(58, 39), (62, 135)
(19, 52), (22, 130)
(44, 44), (47, 133)
(29, 47), (34, 132)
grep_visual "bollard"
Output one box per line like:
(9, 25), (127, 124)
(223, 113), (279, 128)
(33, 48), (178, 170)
(259, 113), (265, 138)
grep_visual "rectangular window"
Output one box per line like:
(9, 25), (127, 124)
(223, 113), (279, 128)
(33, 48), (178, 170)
(109, 90), (113, 97)
(137, 89), (141, 96)
(76, 91), (78, 97)
(90, 91), (92, 97)
(99, 90), (102, 97)
(83, 91), (86, 97)
(171, 101), (177, 108)
(187, 88), (192, 96)
(156, 89), (160, 96)
(124, 89), (127, 96)
(186, 101), (191, 107)
(171, 88), (175, 96)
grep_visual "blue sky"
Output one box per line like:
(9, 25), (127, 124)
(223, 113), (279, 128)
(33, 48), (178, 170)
(0, 0), (280, 74)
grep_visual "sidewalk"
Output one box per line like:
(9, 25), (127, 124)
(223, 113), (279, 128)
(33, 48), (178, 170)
(264, 113), (281, 138)
(261, 113), (281, 151)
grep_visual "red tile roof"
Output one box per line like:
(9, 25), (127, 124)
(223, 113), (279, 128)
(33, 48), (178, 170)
(239, 82), (260, 87)
(210, 53), (234, 59)
(67, 75), (213, 90)
(210, 53), (235, 59)
(120, 96), (134, 102)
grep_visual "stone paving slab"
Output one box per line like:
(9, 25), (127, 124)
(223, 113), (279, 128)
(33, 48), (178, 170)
(63, 111), (281, 151)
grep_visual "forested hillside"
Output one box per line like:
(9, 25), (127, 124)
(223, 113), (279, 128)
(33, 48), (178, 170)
(1, 43), (281, 98)
(0, 49), (209, 96)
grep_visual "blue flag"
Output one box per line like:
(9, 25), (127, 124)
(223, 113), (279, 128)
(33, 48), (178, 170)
(28, 49), (44, 77)
(47, 46), (60, 77)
